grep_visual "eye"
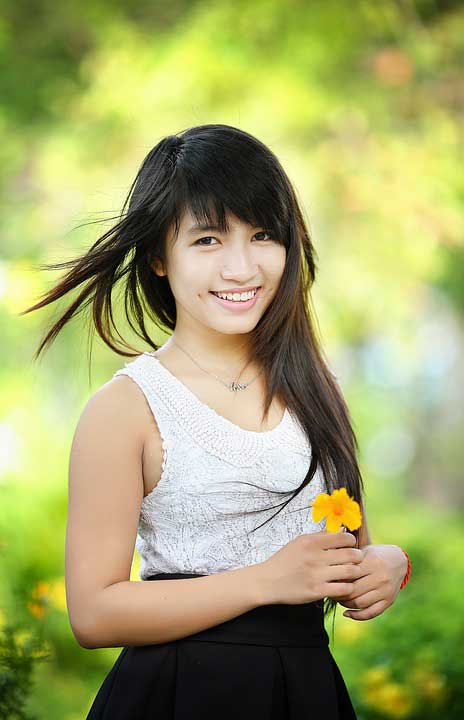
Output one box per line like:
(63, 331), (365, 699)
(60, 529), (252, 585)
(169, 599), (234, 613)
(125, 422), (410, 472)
(193, 231), (273, 246)
(254, 231), (273, 241)
(193, 236), (219, 246)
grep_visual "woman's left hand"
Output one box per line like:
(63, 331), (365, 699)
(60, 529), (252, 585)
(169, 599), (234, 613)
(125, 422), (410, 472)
(336, 544), (408, 621)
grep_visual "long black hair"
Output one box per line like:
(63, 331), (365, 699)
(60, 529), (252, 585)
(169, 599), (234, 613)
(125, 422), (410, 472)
(20, 123), (365, 623)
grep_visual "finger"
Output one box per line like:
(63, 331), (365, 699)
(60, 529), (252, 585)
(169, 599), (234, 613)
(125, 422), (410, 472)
(337, 587), (379, 609)
(325, 548), (364, 565)
(343, 599), (388, 621)
(341, 588), (382, 609)
(341, 573), (378, 597)
(325, 531), (357, 550)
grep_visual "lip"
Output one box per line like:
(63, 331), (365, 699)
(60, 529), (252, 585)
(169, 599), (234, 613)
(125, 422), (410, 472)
(209, 286), (261, 312)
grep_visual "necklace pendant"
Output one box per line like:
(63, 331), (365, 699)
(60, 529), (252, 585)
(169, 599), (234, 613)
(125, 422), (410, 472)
(229, 380), (247, 392)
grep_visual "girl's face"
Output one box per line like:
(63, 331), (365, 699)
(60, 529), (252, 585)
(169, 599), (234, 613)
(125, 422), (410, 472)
(152, 207), (286, 340)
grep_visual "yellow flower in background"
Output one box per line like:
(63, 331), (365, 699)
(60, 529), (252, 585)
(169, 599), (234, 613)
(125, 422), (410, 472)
(362, 665), (391, 687)
(311, 487), (362, 532)
(360, 665), (415, 718)
(27, 580), (51, 619)
(410, 667), (447, 704)
(362, 681), (414, 718)
(46, 577), (68, 612)
(360, 666), (415, 718)
(26, 577), (68, 619)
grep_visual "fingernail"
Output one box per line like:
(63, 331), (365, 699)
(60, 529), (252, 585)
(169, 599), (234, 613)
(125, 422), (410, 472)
(343, 612), (351, 618)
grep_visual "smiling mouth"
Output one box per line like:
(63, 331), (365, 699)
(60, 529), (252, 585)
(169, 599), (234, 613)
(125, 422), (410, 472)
(209, 286), (261, 301)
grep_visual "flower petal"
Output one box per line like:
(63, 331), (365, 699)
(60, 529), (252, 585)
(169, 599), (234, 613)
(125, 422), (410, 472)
(333, 488), (349, 501)
(311, 493), (333, 522)
(326, 514), (344, 533)
(343, 504), (363, 530)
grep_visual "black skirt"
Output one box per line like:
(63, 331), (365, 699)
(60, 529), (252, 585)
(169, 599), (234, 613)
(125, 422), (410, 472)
(85, 572), (357, 719)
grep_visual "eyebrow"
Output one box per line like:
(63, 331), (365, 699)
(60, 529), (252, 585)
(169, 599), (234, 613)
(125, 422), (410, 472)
(186, 222), (260, 235)
(187, 223), (225, 235)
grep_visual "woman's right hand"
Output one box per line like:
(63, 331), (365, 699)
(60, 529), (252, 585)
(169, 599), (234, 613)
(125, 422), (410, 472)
(255, 528), (365, 605)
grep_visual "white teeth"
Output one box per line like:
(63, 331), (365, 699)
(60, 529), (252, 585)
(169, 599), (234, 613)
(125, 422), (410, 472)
(213, 288), (258, 302)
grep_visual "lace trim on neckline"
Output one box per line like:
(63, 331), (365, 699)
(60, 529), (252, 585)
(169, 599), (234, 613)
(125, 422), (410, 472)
(143, 351), (289, 436)
(132, 352), (310, 466)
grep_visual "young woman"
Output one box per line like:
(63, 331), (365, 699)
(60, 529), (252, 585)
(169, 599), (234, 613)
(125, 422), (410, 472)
(22, 123), (410, 719)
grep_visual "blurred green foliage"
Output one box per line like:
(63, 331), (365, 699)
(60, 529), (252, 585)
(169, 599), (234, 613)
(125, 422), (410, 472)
(0, 0), (463, 717)
(332, 511), (464, 718)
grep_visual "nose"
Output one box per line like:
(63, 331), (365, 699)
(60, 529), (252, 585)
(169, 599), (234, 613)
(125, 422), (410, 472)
(220, 244), (259, 282)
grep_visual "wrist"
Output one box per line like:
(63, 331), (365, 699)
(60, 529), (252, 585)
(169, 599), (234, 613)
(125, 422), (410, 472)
(248, 561), (276, 607)
(398, 547), (411, 589)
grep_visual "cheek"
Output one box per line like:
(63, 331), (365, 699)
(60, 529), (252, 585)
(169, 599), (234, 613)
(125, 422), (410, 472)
(168, 265), (211, 304)
(266, 246), (286, 280)
(168, 256), (198, 290)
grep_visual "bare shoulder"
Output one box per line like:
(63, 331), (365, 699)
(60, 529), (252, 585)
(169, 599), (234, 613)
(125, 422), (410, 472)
(95, 371), (149, 416)
(80, 372), (154, 442)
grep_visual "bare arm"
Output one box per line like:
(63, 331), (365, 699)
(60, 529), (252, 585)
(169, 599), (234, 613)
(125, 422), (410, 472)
(65, 376), (266, 650)
(84, 567), (266, 649)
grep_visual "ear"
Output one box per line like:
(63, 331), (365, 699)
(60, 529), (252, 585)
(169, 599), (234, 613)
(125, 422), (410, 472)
(151, 257), (167, 277)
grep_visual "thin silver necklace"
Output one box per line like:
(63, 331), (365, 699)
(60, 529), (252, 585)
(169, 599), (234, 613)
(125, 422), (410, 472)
(169, 338), (263, 392)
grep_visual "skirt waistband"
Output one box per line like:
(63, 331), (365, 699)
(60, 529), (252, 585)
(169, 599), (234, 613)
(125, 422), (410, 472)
(145, 572), (330, 648)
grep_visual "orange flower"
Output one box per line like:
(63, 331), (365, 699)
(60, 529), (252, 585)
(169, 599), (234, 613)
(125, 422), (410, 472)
(311, 487), (362, 532)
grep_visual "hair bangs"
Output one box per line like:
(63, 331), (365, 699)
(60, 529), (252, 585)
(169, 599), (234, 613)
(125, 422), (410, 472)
(167, 142), (290, 249)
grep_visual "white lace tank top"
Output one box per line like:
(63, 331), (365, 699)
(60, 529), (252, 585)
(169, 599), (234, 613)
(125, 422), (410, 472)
(113, 351), (328, 579)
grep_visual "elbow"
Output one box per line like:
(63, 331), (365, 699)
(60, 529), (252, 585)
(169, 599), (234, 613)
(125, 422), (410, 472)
(69, 614), (100, 650)
(68, 587), (120, 649)
(75, 631), (98, 650)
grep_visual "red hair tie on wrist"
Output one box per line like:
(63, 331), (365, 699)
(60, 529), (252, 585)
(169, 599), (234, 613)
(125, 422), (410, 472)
(399, 548), (411, 589)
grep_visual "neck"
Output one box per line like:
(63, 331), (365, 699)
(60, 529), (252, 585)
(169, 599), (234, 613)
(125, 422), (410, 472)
(166, 332), (255, 376)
